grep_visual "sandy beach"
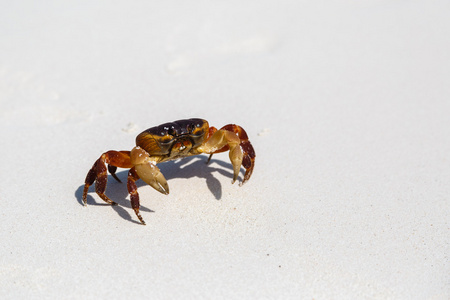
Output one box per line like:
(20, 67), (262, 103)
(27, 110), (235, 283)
(1, 1), (449, 298)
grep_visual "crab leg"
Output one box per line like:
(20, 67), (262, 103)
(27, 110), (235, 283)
(108, 165), (121, 183)
(127, 167), (146, 225)
(82, 150), (132, 205)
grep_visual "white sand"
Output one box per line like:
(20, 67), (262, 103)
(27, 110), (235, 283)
(1, 1), (449, 298)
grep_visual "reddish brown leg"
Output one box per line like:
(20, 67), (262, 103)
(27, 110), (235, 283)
(127, 167), (145, 225)
(83, 150), (132, 206)
(83, 162), (98, 203)
(206, 124), (256, 184)
(108, 165), (121, 183)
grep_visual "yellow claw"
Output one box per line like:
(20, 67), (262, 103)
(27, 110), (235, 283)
(198, 130), (243, 183)
(135, 163), (169, 194)
(131, 146), (170, 194)
(229, 142), (243, 183)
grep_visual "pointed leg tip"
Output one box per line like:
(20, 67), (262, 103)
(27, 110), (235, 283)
(134, 209), (146, 225)
(232, 173), (240, 184)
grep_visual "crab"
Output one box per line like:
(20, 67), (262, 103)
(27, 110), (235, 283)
(83, 118), (256, 225)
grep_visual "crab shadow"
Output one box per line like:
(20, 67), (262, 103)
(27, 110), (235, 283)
(74, 156), (240, 224)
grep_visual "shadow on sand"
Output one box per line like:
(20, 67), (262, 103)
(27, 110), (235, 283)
(74, 155), (242, 224)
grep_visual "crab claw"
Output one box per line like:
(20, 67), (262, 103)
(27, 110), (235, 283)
(130, 146), (170, 195)
(229, 144), (243, 183)
(135, 162), (170, 195)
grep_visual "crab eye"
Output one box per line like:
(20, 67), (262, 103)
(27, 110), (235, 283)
(168, 126), (177, 136)
(187, 124), (195, 133)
